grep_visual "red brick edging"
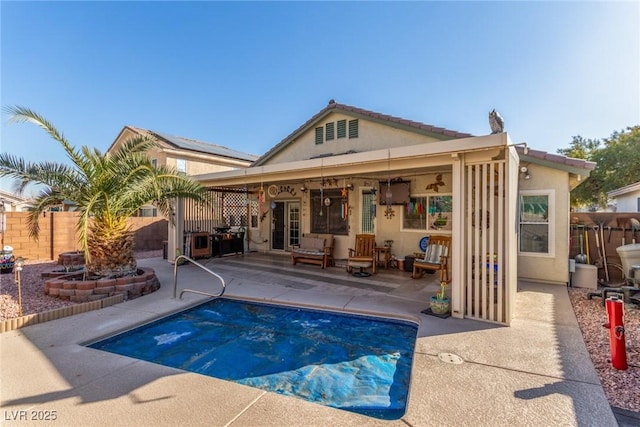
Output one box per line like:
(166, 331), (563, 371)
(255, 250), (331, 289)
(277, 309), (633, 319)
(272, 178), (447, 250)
(43, 267), (161, 303)
(0, 267), (161, 334)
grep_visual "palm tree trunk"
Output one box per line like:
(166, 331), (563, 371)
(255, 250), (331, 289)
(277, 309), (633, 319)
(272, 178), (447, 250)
(86, 224), (137, 278)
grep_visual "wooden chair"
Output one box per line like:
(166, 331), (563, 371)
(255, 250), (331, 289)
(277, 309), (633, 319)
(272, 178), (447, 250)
(412, 235), (451, 282)
(347, 234), (377, 276)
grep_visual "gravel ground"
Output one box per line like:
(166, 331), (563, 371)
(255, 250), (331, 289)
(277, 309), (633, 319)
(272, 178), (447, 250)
(0, 250), (162, 320)
(567, 287), (639, 413)
(1, 255), (638, 413)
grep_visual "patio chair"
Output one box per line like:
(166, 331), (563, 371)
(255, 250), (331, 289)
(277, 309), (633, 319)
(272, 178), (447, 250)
(412, 235), (451, 282)
(347, 234), (377, 276)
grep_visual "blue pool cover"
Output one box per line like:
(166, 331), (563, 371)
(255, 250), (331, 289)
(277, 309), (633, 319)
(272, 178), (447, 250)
(88, 299), (418, 420)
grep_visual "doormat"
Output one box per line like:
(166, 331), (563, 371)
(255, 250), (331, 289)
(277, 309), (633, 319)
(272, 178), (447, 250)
(421, 307), (451, 319)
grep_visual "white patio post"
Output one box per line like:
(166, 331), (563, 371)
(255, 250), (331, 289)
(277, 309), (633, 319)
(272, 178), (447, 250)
(451, 152), (465, 319)
(167, 197), (184, 263)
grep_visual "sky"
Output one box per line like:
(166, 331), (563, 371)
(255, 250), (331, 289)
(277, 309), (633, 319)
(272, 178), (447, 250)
(1, 1), (638, 194)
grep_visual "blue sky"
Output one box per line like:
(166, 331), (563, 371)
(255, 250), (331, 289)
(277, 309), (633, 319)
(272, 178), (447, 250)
(1, 1), (638, 194)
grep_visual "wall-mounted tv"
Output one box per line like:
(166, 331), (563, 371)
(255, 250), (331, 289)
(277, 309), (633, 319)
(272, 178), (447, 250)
(378, 180), (411, 205)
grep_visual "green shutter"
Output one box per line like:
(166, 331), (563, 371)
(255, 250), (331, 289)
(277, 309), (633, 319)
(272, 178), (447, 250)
(326, 122), (335, 141)
(315, 127), (324, 145)
(348, 119), (359, 139)
(337, 119), (347, 138)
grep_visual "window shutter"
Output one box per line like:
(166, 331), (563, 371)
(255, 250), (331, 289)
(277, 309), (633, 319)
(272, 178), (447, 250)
(337, 120), (347, 139)
(326, 122), (335, 141)
(348, 119), (359, 139)
(315, 127), (324, 145)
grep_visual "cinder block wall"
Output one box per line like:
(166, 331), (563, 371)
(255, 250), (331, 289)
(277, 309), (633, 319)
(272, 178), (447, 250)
(1, 212), (167, 261)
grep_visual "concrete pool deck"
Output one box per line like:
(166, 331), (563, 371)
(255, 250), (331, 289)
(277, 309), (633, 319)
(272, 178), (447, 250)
(1, 254), (618, 426)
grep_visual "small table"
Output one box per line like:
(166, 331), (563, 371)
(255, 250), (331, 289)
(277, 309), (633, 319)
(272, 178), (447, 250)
(375, 246), (390, 269)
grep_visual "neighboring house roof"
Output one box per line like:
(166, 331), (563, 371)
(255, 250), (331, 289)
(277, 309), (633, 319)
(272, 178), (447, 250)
(109, 126), (258, 162)
(0, 189), (35, 211)
(607, 181), (640, 198)
(252, 100), (474, 166)
(516, 146), (596, 175)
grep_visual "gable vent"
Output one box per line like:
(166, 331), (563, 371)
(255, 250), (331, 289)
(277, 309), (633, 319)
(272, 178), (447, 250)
(315, 127), (324, 145)
(326, 122), (335, 141)
(348, 119), (359, 139)
(337, 120), (347, 138)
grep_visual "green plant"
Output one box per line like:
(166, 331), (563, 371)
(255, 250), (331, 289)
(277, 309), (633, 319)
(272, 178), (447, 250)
(436, 281), (448, 300)
(0, 106), (207, 278)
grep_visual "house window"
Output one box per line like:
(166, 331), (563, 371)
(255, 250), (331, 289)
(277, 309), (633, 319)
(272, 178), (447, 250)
(326, 122), (335, 141)
(315, 127), (324, 145)
(337, 120), (347, 139)
(348, 119), (359, 139)
(151, 158), (157, 167)
(137, 207), (157, 217)
(361, 190), (374, 233)
(519, 191), (554, 255)
(402, 195), (452, 232)
(250, 199), (259, 229)
(176, 158), (187, 174)
(310, 189), (348, 235)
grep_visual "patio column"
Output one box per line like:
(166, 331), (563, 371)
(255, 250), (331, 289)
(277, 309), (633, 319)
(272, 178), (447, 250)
(451, 153), (464, 319)
(167, 197), (184, 263)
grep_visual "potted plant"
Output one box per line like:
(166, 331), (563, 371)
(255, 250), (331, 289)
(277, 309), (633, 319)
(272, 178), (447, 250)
(429, 281), (450, 314)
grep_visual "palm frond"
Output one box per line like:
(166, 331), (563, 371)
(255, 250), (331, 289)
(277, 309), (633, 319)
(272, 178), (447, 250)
(25, 189), (67, 239)
(3, 106), (85, 168)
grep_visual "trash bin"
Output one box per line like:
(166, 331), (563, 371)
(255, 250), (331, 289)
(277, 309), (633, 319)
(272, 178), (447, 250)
(616, 243), (640, 282)
(396, 258), (405, 271)
(404, 255), (415, 273)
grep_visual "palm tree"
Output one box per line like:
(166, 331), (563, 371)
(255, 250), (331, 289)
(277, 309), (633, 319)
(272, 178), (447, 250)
(0, 106), (208, 278)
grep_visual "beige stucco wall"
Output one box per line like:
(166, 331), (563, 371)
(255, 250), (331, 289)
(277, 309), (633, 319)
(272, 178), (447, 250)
(265, 112), (444, 164)
(517, 163), (571, 284)
(164, 155), (239, 175)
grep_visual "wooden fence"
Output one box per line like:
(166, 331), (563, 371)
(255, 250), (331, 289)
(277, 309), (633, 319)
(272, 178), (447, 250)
(570, 212), (640, 284)
(1, 212), (167, 261)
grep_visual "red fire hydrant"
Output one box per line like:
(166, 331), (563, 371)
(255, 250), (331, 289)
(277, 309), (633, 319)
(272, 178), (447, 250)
(604, 296), (628, 370)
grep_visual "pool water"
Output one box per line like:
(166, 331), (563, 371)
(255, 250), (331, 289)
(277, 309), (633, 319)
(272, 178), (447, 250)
(88, 299), (418, 420)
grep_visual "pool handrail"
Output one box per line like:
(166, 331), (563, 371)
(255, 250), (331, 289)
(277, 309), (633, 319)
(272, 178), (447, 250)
(172, 254), (226, 299)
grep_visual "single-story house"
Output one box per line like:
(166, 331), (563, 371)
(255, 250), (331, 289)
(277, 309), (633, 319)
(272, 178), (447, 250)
(0, 189), (35, 212)
(607, 181), (640, 212)
(168, 101), (595, 325)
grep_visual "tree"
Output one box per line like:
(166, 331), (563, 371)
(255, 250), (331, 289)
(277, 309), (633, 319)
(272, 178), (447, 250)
(559, 126), (640, 209)
(0, 106), (207, 277)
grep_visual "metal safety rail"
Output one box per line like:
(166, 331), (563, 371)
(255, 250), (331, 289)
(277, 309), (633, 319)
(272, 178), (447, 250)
(172, 255), (226, 300)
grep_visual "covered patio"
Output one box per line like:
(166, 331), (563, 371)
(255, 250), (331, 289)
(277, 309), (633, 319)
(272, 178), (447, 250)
(169, 132), (519, 325)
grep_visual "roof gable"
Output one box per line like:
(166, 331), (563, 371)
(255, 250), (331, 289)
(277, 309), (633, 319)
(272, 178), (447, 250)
(108, 126), (257, 162)
(252, 100), (473, 166)
(607, 181), (640, 197)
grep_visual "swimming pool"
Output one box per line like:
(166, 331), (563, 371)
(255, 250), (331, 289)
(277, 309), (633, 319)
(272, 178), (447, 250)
(88, 298), (418, 420)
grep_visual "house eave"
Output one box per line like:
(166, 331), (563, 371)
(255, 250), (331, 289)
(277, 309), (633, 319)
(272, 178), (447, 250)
(607, 181), (640, 197)
(197, 134), (508, 188)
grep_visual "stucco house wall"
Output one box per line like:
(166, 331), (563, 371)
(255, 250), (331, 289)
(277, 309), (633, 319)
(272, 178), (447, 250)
(517, 163), (571, 284)
(265, 112), (443, 164)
